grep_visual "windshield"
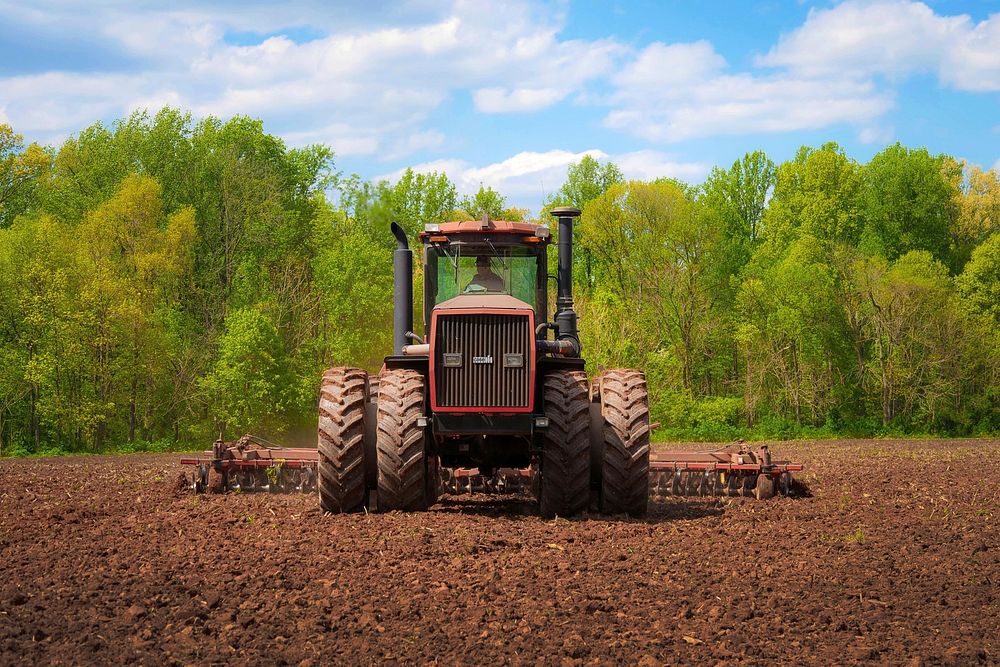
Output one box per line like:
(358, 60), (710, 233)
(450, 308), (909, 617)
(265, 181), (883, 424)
(432, 245), (539, 308)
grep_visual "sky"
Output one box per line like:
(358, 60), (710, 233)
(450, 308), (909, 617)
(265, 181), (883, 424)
(1, 0), (999, 214)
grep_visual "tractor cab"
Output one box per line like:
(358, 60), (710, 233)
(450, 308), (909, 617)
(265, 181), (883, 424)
(420, 217), (551, 331)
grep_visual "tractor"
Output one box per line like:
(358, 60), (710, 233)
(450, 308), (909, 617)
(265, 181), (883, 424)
(316, 207), (652, 518)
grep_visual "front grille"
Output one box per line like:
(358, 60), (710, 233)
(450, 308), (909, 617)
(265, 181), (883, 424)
(434, 313), (532, 409)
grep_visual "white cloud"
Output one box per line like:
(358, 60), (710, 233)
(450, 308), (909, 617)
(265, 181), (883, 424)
(606, 40), (894, 142)
(0, 72), (146, 132)
(384, 149), (606, 199)
(613, 40), (725, 88)
(0, 1), (621, 159)
(614, 150), (710, 182)
(758, 1), (1000, 91)
(993, 157), (1000, 173)
(376, 147), (709, 213)
(595, 1), (1000, 146)
(382, 130), (447, 161)
(473, 87), (568, 113)
(2, 0), (997, 169)
(857, 125), (895, 145)
(282, 122), (382, 156)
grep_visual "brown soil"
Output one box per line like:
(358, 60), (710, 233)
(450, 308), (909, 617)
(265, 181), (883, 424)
(1, 438), (997, 665)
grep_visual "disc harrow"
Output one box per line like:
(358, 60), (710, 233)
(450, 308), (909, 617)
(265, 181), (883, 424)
(439, 467), (534, 495)
(648, 442), (803, 500)
(181, 437), (802, 501)
(180, 434), (318, 494)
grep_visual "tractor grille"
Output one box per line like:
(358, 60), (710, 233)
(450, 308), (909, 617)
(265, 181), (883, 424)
(434, 313), (532, 409)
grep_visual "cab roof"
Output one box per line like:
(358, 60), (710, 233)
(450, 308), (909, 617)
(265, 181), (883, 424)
(419, 213), (549, 240)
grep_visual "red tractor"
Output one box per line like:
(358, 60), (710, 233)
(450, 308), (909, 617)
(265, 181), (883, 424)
(317, 207), (651, 518)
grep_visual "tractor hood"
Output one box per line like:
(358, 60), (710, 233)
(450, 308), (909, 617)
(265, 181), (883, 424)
(434, 293), (533, 311)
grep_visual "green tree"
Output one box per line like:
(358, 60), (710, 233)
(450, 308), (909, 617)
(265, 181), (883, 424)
(951, 163), (1000, 270)
(78, 174), (197, 443)
(702, 150), (775, 246)
(580, 180), (721, 394)
(860, 143), (960, 265)
(551, 154), (624, 210)
(764, 143), (863, 248)
(737, 235), (848, 426)
(957, 233), (1000, 327)
(546, 155), (625, 291)
(459, 184), (507, 220)
(853, 251), (963, 426)
(200, 308), (292, 437)
(0, 124), (49, 228)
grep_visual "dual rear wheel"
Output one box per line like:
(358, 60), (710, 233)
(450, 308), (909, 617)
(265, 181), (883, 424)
(318, 367), (434, 514)
(539, 369), (650, 518)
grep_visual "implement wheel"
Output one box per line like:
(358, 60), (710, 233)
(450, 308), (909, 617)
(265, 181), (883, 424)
(317, 367), (370, 513)
(376, 369), (428, 512)
(594, 369), (650, 517)
(207, 466), (227, 494)
(540, 370), (591, 519)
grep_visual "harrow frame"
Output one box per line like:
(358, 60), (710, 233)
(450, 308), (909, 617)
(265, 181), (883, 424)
(182, 436), (803, 501)
(180, 435), (318, 493)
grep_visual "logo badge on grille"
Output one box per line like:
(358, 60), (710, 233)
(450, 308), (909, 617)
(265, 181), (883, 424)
(472, 355), (493, 364)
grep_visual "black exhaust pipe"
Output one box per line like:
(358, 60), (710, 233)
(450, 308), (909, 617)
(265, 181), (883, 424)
(549, 206), (582, 355)
(391, 222), (412, 356)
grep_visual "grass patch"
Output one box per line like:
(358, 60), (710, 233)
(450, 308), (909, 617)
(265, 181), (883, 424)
(1, 439), (201, 459)
(842, 524), (866, 545)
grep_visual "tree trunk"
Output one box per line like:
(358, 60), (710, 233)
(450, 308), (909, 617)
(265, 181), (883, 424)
(129, 377), (137, 443)
(31, 384), (39, 451)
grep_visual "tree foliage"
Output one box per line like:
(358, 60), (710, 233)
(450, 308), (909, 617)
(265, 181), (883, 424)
(0, 110), (996, 452)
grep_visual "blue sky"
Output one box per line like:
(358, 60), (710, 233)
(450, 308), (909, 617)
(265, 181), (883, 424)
(1, 0), (998, 214)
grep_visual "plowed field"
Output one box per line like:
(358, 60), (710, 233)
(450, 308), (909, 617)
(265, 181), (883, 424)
(1, 439), (997, 665)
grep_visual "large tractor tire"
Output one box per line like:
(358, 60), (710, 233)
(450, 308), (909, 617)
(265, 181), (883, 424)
(317, 367), (370, 513)
(376, 369), (428, 512)
(540, 370), (591, 519)
(594, 369), (650, 517)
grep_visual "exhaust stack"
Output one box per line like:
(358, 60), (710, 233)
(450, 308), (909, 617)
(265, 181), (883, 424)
(549, 206), (582, 355)
(391, 222), (413, 355)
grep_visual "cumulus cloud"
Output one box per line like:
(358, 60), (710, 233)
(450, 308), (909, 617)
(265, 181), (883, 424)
(758, 0), (1000, 91)
(376, 147), (709, 213)
(613, 41), (726, 88)
(1, 0), (997, 168)
(605, 40), (894, 142)
(0, 1), (620, 159)
(613, 150), (710, 182)
(473, 87), (568, 113)
(601, 1), (1000, 144)
(380, 149), (606, 199)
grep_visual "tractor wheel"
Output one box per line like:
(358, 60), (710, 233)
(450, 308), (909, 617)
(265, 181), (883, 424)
(594, 369), (650, 517)
(540, 370), (591, 519)
(317, 367), (369, 513)
(376, 369), (428, 512)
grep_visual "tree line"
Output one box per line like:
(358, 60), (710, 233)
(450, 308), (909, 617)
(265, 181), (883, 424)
(0, 109), (996, 453)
